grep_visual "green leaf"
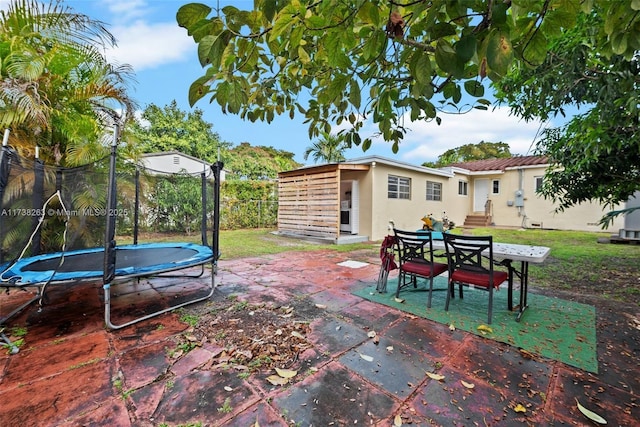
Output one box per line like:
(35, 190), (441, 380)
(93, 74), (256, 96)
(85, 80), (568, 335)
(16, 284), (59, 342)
(486, 30), (513, 78)
(633, 0), (640, 10)
(271, 10), (294, 39)
(357, 1), (380, 25)
(187, 17), (222, 43)
(362, 30), (386, 61)
(610, 32), (628, 55)
(176, 3), (212, 29)
(188, 75), (211, 107)
(410, 52), (432, 86)
(521, 30), (547, 66)
(223, 80), (247, 114)
(490, 1), (509, 26)
(349, 80), (361, 109)
(435, 39), (463, 77)
(430, 22), (456, 39)
(464, 80), (484, 97)
(298, 46), (311, 64)
(455, 35), (477, 63)
(261, 0), (278, 22)
(198, 31), (231, 69)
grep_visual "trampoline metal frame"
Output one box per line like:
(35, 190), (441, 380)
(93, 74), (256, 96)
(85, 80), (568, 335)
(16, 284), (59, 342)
(0, 125), (223, 335)
(102, 249), (215, 330)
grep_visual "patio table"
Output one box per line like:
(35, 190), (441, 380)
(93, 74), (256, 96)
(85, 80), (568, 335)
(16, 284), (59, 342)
(431, 239), (551, 321)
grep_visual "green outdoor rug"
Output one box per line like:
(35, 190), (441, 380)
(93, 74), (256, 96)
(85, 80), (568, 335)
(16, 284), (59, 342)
(353, 277), (598, 373)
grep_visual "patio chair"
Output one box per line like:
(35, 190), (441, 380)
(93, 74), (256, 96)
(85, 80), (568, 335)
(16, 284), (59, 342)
(393, 229), (449, 308)
(443, 234), (510, 324)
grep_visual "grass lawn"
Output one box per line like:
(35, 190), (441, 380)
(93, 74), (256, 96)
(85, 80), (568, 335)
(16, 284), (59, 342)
(126, 227), (640, 305)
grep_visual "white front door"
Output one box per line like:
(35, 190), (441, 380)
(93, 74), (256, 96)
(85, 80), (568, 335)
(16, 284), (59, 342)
(474, 179), (489, 212)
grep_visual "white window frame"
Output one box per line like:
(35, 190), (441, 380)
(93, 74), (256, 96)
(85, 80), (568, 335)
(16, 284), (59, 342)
(426, 181), (442, 201)
(534, 176), (544, 192)
(458, 180), (468, 196)
(388, 175), (411, 199)
(492, 179), (500, 195)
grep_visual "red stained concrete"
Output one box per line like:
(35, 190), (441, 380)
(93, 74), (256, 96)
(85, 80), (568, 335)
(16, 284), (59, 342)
(0, 249), (638, 426)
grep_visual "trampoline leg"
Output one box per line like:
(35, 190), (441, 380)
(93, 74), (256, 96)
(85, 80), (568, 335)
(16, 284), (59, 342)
(0, 288), (43, 326)
(1, 330), (20, 354)
(103, 272), (216, 330)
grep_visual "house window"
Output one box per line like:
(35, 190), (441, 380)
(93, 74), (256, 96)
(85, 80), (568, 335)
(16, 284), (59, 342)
(173, 156), (180, 165)
(388, 175), (411, 199)
(458, 180), (468, 196)
(492, 179), (500, 194)
(535, 176), (544, 192)
(426, 181), (442, 201)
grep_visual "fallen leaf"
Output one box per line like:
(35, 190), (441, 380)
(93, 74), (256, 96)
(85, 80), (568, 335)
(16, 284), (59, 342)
(291, 331), (305, 340)
(359, 353), (374, 362)
(519, 349), (535, 360)
(367, 331), (377, 338)
(426, 372), (445, 381)
(386, 346), (394, 352)
(394, 414), (403, 426)
(275, 367), (297, 378)
(224, 386), (233, 391)
(477, 324), (493, 334)
(461, 380), (475, 389)
(315, 304), (327, 309)
(266, 375), (289, 386)
(449, 324), (456, 331)
(394, 297), (405, 303)
(513, 403), (526, 413)
(576, 399), (607, 424)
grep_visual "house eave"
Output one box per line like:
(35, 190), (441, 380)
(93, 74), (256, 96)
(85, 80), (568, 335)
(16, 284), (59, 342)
(346, 155), (454, 177)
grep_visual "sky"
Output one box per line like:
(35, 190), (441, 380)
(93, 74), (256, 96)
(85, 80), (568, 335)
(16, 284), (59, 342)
(3, 0), (557, 165)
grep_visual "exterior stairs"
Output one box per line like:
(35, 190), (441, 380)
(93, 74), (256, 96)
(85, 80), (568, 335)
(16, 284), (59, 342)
(463, 214), (492, 227)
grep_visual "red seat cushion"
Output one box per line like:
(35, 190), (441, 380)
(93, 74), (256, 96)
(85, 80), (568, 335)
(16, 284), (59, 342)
(402, 260), (448, 277)
(450, 269), (508, 289)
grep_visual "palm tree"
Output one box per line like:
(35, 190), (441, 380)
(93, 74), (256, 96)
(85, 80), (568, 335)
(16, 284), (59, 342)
(303, 132), (347, 164)
(0, 0), (137, 166)
(0, 0), (139, 254)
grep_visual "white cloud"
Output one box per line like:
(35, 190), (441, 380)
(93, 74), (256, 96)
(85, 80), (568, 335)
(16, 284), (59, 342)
(105, 21), (195, 71)
(355, 106), (548, 164)
(58, 0), (197, 72)
(104, 0), (148, 21)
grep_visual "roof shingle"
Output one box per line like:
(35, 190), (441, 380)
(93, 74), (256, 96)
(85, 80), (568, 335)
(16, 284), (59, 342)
(448, 155), (548, 172)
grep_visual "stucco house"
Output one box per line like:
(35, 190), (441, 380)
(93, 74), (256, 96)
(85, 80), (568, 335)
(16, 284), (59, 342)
(140, 151), (224, 180)
(277, 155), (624, 243)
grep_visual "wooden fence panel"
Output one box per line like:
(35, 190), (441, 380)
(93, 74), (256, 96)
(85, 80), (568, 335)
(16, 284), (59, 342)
(277, 169), (340, 239)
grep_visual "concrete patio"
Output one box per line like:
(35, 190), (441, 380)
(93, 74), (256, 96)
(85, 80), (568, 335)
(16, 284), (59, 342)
(0, 249), (637, 426)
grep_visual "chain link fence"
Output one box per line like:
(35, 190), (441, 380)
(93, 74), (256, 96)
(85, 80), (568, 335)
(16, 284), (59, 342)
(219, 199), (278, 229)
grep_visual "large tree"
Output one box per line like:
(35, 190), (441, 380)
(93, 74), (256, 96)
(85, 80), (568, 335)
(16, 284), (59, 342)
(177, 1), (637, 155)
(493, 9), (640, 225)
(177, 1), (640, 227)
(423, 141), (511, 168)
(0, 0), (136, 165)
(225, 142), (300, 180)
(127, 100), (231, 163)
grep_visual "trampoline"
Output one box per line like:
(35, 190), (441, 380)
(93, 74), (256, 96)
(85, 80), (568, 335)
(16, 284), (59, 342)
(0, 125), (223, 340)
(1, 242), (213, 285)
